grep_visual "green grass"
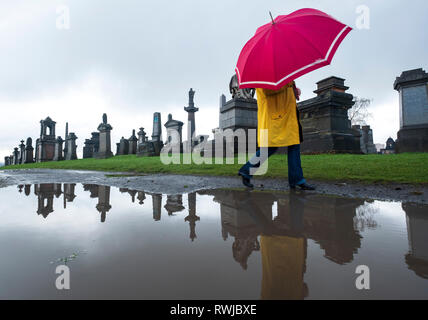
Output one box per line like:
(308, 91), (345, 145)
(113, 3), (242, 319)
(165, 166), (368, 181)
(2, 153), (428, 184)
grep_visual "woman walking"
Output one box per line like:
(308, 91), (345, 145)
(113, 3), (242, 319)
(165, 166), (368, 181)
(238, 81), (315, 190)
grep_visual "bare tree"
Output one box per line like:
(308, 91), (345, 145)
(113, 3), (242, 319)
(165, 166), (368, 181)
(348, 97), (372, 126)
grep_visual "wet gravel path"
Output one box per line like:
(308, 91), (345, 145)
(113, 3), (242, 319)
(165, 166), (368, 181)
(1, 169), (427, 204)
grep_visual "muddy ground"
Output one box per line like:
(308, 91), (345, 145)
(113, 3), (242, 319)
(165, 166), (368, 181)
(0, 169), (427, 204)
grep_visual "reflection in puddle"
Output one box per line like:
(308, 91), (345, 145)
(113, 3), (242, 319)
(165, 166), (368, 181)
(1, 184), (427, 299)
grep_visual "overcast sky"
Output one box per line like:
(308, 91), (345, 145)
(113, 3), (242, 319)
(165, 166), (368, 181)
(0, 0), (427, 159)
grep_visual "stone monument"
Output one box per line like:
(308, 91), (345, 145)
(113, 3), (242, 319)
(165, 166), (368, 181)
(53, 137), (64, 161)
(394, 68), (428, 152)
(298, 77), (361, 153)
(184, 88), (199, 149)
(64, 133), (78, 160)
(12, 147), (19, 165)
(151, 112), (163, 155)
(118, 137), (129, 155)
(83, 139), (95, 158)
(36, 117), (57, 162)
(94, 113), (113, 159)
(352, 125), (377, 154)
(18, 140), (25, 164)
(164, 114), (184, 153)
(128, 130), (138, 155)
(23, 138), (34, 163)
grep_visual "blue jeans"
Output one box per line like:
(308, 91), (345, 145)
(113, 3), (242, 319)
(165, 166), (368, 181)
(238, 144), (306, 187)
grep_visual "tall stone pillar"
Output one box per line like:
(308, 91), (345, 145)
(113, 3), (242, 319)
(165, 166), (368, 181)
(94, 113), (113, 159)
(394, 68), (428, 153)
(64, 133), (78, 160)
(53, 137), (64, 161)
(184, 88), (199, 148)
(151, 112), (163, 155)
(185, 192), (200, 241)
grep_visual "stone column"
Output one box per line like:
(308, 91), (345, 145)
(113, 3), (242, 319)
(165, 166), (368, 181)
(151, 112), (163, 155)
(185, 192), (200, 241)
(184, 88), (199, 148)
(94, 113), (113, 159)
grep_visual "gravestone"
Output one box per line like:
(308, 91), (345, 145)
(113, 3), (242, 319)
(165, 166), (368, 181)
(12, 147), (19, 165)
(118, 137), (129, 155)
(128, 130), (138, 155)
(94, 113), (114, 159)
(64, 133), (78, 160)
(115, 143), (120, 156)
(53, 137), (64, 161)
(19, 140), (25, 164)
(36, 117), (57, 162)
(91, 132), (100, 153)
(164, 114), (184, 153)
(394, 68), (428, 152)
(83, 139), (95, 158)
(24, 138), (34, 163)
(298, 77), (361, 153)
(4, 156), (10, 166)
(210, 74), (258, 157)
(136, 127), (149, 156)
(352, 125), (377, 154)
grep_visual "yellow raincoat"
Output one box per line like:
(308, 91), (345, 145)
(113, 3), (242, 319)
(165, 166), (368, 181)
(260, 235), (306, 300)
(257, 81), (302, 147)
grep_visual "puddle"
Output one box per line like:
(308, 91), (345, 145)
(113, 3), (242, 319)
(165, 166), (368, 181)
(0, 183), (427, 299)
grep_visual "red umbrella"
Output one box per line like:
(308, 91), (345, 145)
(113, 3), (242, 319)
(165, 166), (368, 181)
(236, 8), (352, 90)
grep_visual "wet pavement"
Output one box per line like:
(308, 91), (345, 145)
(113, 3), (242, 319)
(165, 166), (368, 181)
(0, 182), (427, 299)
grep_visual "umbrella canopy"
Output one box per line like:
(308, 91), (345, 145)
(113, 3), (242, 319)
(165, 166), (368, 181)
(236, 8), (352, 90)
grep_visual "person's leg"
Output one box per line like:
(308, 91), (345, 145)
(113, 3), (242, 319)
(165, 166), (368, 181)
(287, 144), (306, 187)
(287, 144), (315, 190)
(239, 147), (278, 179)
